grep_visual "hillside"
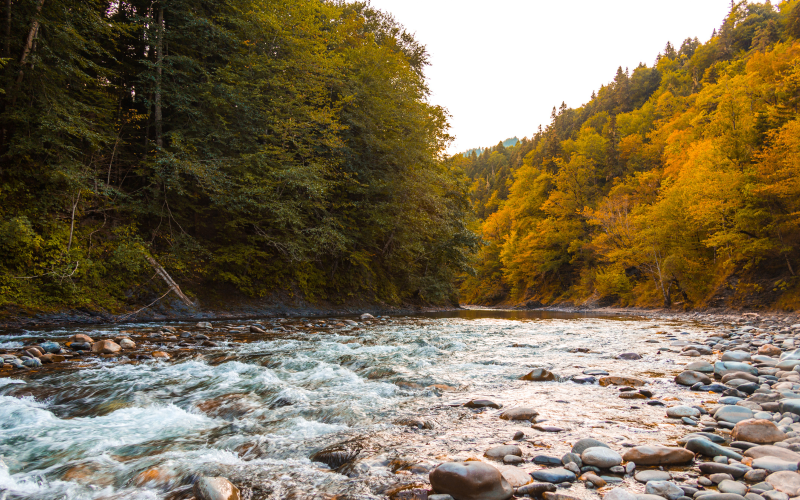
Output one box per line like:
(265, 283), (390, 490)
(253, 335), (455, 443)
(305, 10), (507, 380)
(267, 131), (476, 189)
(0, 0), (478, 317)
(456, 0), (800, 311)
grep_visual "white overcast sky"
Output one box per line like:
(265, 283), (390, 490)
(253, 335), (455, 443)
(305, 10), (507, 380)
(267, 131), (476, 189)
(366, 0), (735, 154)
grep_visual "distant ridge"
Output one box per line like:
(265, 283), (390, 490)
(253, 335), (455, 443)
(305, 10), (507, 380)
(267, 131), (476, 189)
(463, 136), (519, 157)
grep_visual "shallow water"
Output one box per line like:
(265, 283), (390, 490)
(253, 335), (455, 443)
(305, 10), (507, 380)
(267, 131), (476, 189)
(0, 309), (718, 499)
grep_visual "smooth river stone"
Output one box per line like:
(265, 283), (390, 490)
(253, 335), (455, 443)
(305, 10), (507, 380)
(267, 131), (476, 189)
(684, 438), (743, 460)
(635, 470), (672, 483)
(676, 371), (712, 386)
(521, 368), (557, 382)
(645, 481), (684, 500)
(779, 399), (800, 416)
(194, 477), (241, 500)
(621, 446), (694, 465)
(745, 446), (800, 462)
(752, 457), (799, 473)
(430, 462), (513, 500)
(530, 468), (577, 483)
(732, 419), (787, 444)
(500, 408), (539, 421)
(667, 406), (701, 418)
(465, 400), (502, 409)
(604, 488), (637, 500)
(571, 438), (611, 455)
(718, 480), (748, 496)
(497, 465), (533, 488)
(716, 362), (759, 377)
(780, 349), (800, 361)
(723, 351), (753, 362)
(698, 463), (748, 478)
(766, 471), (800, 496)
(715, 406), (754, 424)
(485, 445), (522, 460)
(685, 361), (715, 373)
(581, 447), (623, 468)
(599, 376), (646, 387)
(775, 360), (800, 370)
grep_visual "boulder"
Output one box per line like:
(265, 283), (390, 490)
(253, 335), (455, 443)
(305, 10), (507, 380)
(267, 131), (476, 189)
(91, 340), (121, 355)
(194, 477), (240, 500)
(500, 408), (539, 421)
(429, 462), (513, 500)
(521, 368), (557, 382)
(581, 447), (623, 468)
(765, 471), (800, 496)
(676, 371), (712, 386)
(621, 446), (694, 465)
(732, 419), (787, 444)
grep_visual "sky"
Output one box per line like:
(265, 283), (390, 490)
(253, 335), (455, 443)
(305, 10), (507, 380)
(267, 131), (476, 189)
(366, 0), (735, 154)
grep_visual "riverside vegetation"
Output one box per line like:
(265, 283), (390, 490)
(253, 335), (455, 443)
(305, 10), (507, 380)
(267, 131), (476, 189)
(0, 0), (477, 317)
(457, 1), (800, 312)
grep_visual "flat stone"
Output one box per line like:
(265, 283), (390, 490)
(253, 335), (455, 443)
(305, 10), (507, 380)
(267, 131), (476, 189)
(604, 489), (637, 500)
(685, 361), (715, 373)
(584, 369), (610, 376)
(561, 453), (582, 467)
(533, 456), (563, 466)
(765, 471), (800, 496)
(779, 400), (800, 416)
(622, 446), (694, 465)
(698, 463), (747, 478)
(716, 406), (755, 424)
(716, 362), (759, 377)
(745, 446), (800, 462)
(531, 468), (577, 483)
(517, 484), (557, 497)
(645, 481), (684, 500)
(732, 419), (787, 444)
(617, 353), (643, 360)
(693, 495), (747, 500)
(581, 447), (622, 468)
(676, 371), (713, 386)
(753, 457), (798, 473)
(718, 481), (748, 496)
(572, 439), (611, 455)
(465, 400), (502, 409)
(684, 438), (743, 460)
(600, 376), (646, 387)
(668, 406), (701, 418)
(635, 470), (672, 483)
(497, 465), (531, 487)
(485, 446), (522, 460)
(723, 351), (753, 363)
(500, 408), (539, 421)
(430, 462), (513, 500)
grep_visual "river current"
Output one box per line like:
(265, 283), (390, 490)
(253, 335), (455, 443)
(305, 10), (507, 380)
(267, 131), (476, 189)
(0, 309), (716, 500)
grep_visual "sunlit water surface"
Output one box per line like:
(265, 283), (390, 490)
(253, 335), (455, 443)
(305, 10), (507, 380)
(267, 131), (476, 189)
(0, 309), (716, 499)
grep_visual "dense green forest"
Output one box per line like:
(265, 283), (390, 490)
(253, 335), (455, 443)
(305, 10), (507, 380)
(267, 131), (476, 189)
(0, 0), (478, 313)
(458, 0), (800, 311)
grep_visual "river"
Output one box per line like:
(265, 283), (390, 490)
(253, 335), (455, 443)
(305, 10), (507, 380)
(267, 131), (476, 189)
(0, 309), (716, 499)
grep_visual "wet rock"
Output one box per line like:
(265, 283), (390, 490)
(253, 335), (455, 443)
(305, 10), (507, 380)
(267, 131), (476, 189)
(152, 351), (170, 359)
(761, 492), (788, 500)
(572, 376), (597, 384)
(193, 477), (241, 500)
(531, 468), (577, 483)
(621, 392), (648, 400)
(581, 472), (606, 487)
(533, 456), (563, 466)
(600, 376), (646, 387)
(676, 372), (713, 386)
(429, 495), (455, 500)
(759, 345), (782, 357)
(732, 419), (787, 444)
(622, 446), (694, 465)
(23, 357), (41, 368)
(38, 353), (64, 363)
(685, 438), (743, 460)
(500, 407), (539, 421)
(765, 471), (800, 496)
(686, 361), (715, 373)
(498, 465), (532, 488)
(716, 362), (759, 377)
(521, 368), (557, 382)
(70, 333), (94, 343)
(617, 353), (643, 360)
(604, 488), (638, 500)
(197, 322), (212, 329)
(645, 480), (684, 500)
(744, 446), (800, 462)
(429, 461), (513, 500)
(249, 325), (265, 334)
(562, 453), (582, 467)
(698, 463), (747, 478)
(694, 495), (747, 500)
(485, 445), (522, 460)
(581, 447), (623, 468)
(572, 439), (611, 455)
(711, 473), (736, 483)
(668, 406), (701, 418)
(635, 470), (672, 483)
(91, 340), (121, 355)
(723, 352), (753, 363)
(503, 455), (524, 465)
(718, 481), (748, 496)
(716, 406), (755, 424)
(516, 483), (557, 497)
(584, 369), (610, 376)
(70, 342), (91, 351)
(532, 425), (565, 432)
(360, 313), (376, 320)
(39, 341), (60, 353)
(395, 418), (435, 430)
(119, 338), (136, 349)
(746, 470), (769, 482)
(310, 440), (363, 469)
(543, 493), (581, 500)
(513, 431), (525, 441)
(752, 457), (798, 473)
(778, 400), (800, 416)
(465, 399), (502, 409)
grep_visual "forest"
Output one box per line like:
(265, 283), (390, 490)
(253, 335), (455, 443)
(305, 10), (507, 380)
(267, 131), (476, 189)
(458, 0), (800, 310)
(0, 0), (480, 314)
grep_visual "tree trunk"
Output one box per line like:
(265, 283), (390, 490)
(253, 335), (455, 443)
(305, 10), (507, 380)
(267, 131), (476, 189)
(15, 0), (44, 87)
(145, 255), (195, 307)
(4, 0), (11, 58)
(154, 5), (163, 148)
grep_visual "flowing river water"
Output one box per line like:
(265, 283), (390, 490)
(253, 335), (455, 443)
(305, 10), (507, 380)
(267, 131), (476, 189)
(0, 309), (719, 500)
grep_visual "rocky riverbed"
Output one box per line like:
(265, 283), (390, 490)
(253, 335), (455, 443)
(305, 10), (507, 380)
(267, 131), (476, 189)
(1, 308), (800, 500)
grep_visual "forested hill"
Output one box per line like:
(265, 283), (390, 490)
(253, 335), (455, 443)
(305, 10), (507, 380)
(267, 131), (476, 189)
(456, 1), (800, 311)
(0, 0), (478, 315)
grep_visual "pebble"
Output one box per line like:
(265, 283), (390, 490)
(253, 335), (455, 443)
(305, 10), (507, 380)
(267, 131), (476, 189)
(500, 407), (539, 421)
(622, 446), (695, 465)
(581, 447), (623, 468)
(484, 445), (521, 460)
(429, 461), (513, 500)
(572, 438), (611, 455)
(530, 468), (577, 483)
(465, 399), (502, 409)
(645, 480), (685, 500)
(667, 406), (701, 418)
(635, 470), (672, 483)
(521, 368), (557, 381)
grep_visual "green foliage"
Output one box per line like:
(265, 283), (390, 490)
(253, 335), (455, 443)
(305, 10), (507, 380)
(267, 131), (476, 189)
(0, 0), (476, 311)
